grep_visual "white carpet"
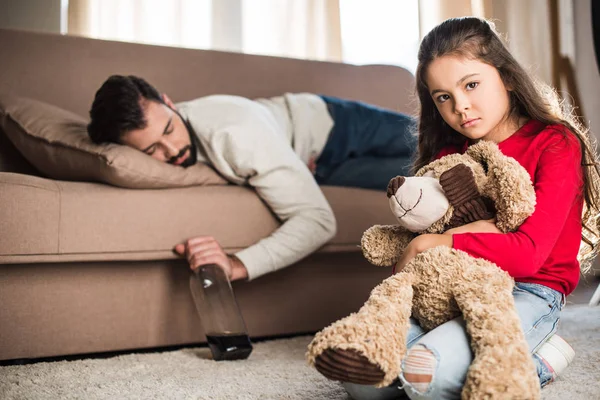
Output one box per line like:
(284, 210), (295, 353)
(1, 304), (598, 400)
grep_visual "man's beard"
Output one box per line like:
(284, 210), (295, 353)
(167, 145), (196, 167)
(164, 112), (198, 168)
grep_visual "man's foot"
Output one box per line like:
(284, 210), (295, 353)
(537, 334), (575, 381)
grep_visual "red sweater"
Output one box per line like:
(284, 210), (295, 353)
(439, 120), (584, 295)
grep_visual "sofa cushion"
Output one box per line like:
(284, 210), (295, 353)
(0, 174), (397, 262)
(0, 93), (227, 188)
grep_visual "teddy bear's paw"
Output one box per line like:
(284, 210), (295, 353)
(306, 314), (405, 388)
(314, 348), (385, 386)
(361, 225), (413, 266)
(307, 273), (415, 387)
(439, 163), (479, 206)
(463, 352), (541, 400)
(447, 196), (496, 229)
(439, 164), (496, 228)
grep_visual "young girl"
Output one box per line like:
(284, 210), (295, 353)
(316, 16), (600, 400)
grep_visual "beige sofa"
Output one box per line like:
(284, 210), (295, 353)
(0, 28), (415, 361)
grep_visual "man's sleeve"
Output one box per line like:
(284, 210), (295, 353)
(204, 118), (337, 280)
(452, 132), (583, 277)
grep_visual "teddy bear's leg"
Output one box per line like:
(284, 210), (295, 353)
(307, 271), (415, 388)
(452, 261), (541, 400)
(405, 248), (463, 330)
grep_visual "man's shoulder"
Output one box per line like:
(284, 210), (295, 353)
(176, 95), (272, 125)
(176, 94), (253, 109)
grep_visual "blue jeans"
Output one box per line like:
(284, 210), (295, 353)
(343, 282), (564, 400)
(315, 95), (417, 191)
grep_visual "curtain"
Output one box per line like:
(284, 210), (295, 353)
(67, 0), (342, 62)
(417, 0), (556, 85)
(242, 0), (342, 62)
(69, 0), (215, 50)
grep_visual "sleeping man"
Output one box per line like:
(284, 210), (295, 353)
(87, 75), (416, 281)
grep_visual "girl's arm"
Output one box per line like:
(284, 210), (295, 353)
(396, 128), (583, 277)
(444, 218), (502, 235)
(452, 132), (583, 278)
(394, 219), (500, 272)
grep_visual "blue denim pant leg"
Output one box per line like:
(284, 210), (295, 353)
(342, 318), (427, 400)
(315, 95), (417, 191)
(398, 282), (564, 400)
(341, 283), (563, 400)
(321, 156), (414, 191)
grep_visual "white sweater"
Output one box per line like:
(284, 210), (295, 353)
(177, 94), (336, 280)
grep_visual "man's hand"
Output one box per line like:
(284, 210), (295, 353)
(173, 236), (249, 281)
(394, 234), (452, 273)
(307, 154), (318, 175)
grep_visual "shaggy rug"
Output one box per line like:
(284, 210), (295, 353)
(1, 304), (598, 400)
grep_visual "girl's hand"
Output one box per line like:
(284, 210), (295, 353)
(444, 218), (501, 235)
(394, 234), (452, 273)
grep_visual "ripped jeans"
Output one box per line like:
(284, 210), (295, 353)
(343, 282), (565, 400)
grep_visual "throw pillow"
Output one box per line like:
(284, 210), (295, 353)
(0, 93), (227, 188)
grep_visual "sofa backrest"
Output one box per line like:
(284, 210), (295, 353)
(0, 28), (416, 174)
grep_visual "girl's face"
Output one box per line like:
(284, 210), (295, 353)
(425, 55), (517, 143)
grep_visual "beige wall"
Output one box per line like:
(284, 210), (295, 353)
(0, 0), (597, 135)
(573, 0), (600, 273)
(574, 0), (600, 139)
(0, 0), (62, 34)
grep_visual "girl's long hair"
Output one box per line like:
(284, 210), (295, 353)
(414, 17), (600, 271)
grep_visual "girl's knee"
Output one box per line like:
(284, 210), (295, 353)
(402, 345), (437, 395)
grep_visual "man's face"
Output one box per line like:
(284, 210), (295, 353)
(120, 95), (195, 167)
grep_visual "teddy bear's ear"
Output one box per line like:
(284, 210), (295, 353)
(361, 225), (415, 267)
(466, 141), (536, 231)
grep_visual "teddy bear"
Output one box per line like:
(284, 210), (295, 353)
(307, 140), (541, 400)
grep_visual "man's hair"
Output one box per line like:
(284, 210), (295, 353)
(87, 75), (164, 144)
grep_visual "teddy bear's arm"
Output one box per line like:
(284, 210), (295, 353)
(466, 142), (536, 231)
(361, 225), (415, 267)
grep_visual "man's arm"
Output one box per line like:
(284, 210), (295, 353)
(222, 129), (337, 280)
(178, 101), (337, 280)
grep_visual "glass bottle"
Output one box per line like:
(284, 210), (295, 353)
(189, 263), (253, 361)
